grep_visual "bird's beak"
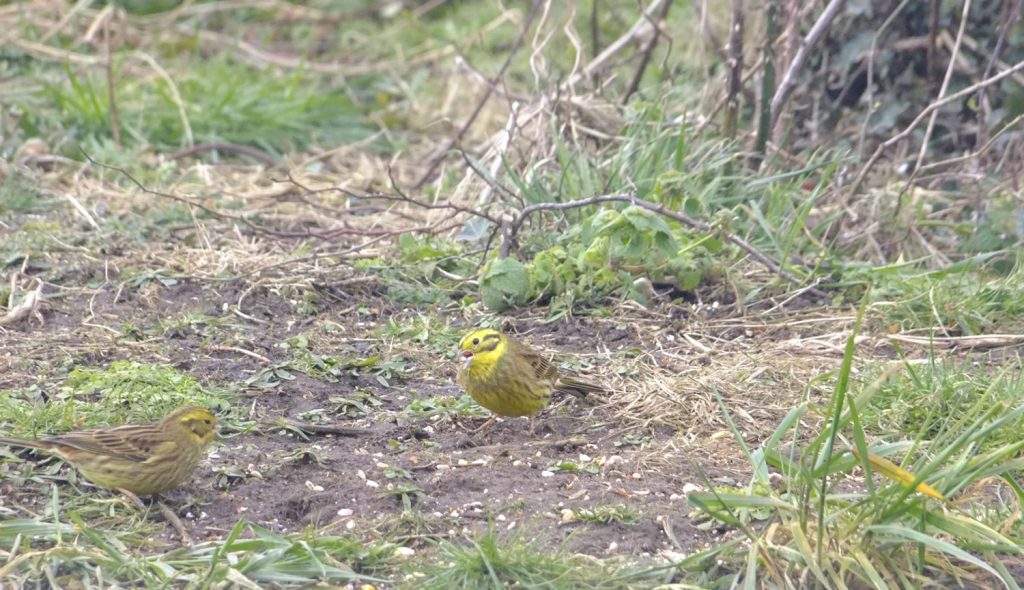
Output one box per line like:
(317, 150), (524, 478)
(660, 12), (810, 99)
(460, 350), (473, 369)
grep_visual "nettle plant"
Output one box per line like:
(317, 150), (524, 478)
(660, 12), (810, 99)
(481, 204), (719, 311)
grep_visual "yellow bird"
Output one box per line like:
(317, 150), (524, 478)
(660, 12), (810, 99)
(456, 328), (602, 434)
(0, 406), (218, 496)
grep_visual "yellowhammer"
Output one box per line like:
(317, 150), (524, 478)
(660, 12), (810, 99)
(456, 328), (602, 434)
(0, 406), (218, 496)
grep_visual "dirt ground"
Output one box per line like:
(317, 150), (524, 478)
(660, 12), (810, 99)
(1, 256), (827, 563)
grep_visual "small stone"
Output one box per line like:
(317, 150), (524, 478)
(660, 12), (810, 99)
(346, 520), (356, 530)
(541, 471), (554, 478)
(457, 459), (469, 466)
(682, 483), (701, 494)
(394, 547), (416, 558)
(366, 480), (380, 488)
(337, 508), (354, 517)
(560, 509), (575, 523)
(305, 481), (324, 492)
(357, 470), (366, 480)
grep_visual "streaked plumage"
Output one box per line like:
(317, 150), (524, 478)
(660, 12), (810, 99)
(0, 406), (218, 496)
(456, 329), (602, 434)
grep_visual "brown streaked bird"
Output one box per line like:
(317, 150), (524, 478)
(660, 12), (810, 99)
(0, 406), (218, 496)
(456, 328), (603, 434)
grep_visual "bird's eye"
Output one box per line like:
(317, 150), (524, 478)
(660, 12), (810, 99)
(204, 419), (212, 425)
(472, 338), (479, 345)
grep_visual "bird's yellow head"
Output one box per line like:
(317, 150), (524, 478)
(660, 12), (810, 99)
(458, 329), (506, 375)
(162, 406), (219, 447)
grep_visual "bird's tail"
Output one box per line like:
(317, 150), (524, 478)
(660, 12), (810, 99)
(555, 377), (604, 399)
(0, 437), (54, 452)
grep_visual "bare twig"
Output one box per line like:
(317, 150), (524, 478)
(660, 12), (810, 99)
(85, 153), (351, 241)
(768, 0), (847, 132)
(752, 0), (777, 163)
(268, 419), (365, 438)
(103, 10), (121, 148)
(622, 0), (674, 105)
(974, 0), (1022, 149)
(169, 142), (279, 168)
(918, 111), (1024, 173)
(848, 58), (1024, 197)
(906, 0), (972, 186)
(856, 0), (913, 161)
(413, 0), (544, 189)
(723, 0), (743, 138)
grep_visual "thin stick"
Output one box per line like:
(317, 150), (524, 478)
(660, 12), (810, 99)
(768, 0), (848, 132)
(723, 0), (744, 138)
(907, 0), (972, 183)
(413, 0), (544, 189)
(621, 0), (674, 105)
(104, 12), (121, 148)
(848, 58), (1024, 198)
(169, 142), (279, 168)
(155, 499), (192, 544)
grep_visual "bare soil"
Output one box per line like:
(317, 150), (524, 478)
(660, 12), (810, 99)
(1, 272), (745, 563)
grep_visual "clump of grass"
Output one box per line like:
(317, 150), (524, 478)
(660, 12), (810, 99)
(0, 360), (234, 437)
(412, 530), (641, 589)
(401, 395), (490, 426)
(687, 303), (1024, 587)
(857, 356), (1024, 452)
(377, 313), (465, 356)
(858, 256), (1024, 334)
(0, 516), (392, 586)
(36, 56), (375, 155)
(567, 504), (639, 525)
(0, 172), (46, 215)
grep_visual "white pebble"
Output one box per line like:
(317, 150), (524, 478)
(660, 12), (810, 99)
(541, 471), (554, 478)
(394, 547), (416, 558)
(337, 508), (354, 517)
(305, 481), (324, 492)
(366, 480), (379, 488)
(682, 483), (701, 494)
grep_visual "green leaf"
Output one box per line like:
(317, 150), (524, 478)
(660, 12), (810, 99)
(481, 257), (530, 311)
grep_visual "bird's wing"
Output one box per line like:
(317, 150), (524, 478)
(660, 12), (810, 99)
(51, 425), (174, 463)
(509, 338), (558, 383)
